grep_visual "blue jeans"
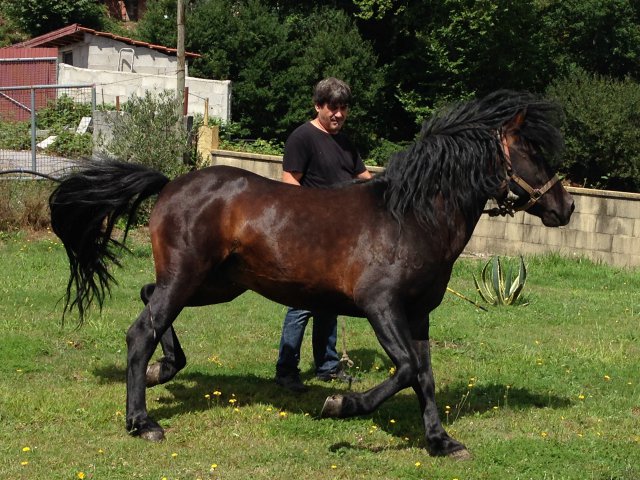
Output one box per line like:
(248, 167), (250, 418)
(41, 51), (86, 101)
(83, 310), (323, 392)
(276, 307), (339, 377)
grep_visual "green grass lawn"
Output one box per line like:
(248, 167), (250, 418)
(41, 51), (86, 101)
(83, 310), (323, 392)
(1, 231), (639, 479)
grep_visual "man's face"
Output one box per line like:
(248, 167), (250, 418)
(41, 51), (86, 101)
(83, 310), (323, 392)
(315, 102), (349, 134)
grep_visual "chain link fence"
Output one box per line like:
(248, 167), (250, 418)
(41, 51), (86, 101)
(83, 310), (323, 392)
(0, 84), (96, 179)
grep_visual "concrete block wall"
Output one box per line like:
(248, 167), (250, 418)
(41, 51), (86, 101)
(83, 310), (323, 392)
(209, 150), (640, 269)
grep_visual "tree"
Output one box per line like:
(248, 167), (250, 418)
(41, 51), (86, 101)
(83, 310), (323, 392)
(539, 0), (640, 80)
(0, 0), (104, 36)
(139, 0), (383, 153)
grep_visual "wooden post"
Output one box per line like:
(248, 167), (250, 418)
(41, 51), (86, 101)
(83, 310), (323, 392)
(176, 0), (186, 119)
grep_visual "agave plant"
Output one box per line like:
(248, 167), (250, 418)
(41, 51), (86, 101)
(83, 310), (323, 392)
(473, 255), (528, 306)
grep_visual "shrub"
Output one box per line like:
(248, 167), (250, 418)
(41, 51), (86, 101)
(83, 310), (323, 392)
(0, 121), (30, 150)
(38, 94), (92, 132)
(0, 179), (54, 231)
(546, 68), (640, 192)
(98, 90), (190, 179)
(365, 138), (407, 167)
(46, 131), (92, 158)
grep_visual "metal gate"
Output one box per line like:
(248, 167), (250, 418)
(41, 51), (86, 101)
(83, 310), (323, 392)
(0, 83), (96, 178)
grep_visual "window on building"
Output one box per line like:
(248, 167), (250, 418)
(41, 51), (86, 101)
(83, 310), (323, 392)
(62, 51), (73, 65)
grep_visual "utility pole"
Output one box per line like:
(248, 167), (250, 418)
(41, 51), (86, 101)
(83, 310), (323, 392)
(176, 0), (186, 119)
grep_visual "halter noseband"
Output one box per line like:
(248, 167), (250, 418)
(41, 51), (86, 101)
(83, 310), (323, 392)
(484, 132), (559, 217)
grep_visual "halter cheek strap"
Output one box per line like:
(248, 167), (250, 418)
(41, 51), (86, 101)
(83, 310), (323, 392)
(484, 131), (560, 217)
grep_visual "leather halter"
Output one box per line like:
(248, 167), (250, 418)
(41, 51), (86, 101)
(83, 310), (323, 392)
(484, 132), (560, 217)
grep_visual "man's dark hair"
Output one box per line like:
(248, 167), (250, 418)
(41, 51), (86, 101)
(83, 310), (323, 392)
(313, 77), (352, 107)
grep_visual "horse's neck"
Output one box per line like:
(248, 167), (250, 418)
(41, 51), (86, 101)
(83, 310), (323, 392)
(417, 194), (488, 262)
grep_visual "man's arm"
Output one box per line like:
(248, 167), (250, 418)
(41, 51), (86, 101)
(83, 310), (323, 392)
(355, 169), (373, 180)
(282, 170), (303, 185)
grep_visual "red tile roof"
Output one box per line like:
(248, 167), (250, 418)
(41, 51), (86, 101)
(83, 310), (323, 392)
(7, 23), (200, 58)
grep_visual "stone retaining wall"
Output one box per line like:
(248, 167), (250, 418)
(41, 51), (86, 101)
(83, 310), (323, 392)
(209, 149), (640, 268)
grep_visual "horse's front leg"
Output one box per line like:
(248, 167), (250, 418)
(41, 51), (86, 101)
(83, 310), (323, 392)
(412, 339), (469, 458)
(321, 302), (417, 417)
(140, 284), (187, 387)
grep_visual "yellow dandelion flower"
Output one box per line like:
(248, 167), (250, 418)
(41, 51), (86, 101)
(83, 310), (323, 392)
(77, 473), (86, 479)
(233, 407), (240, 412)
(445, 405), (451, 410)
(205, 394), (211, 399)
(390, 419), (396, 424)
(21, 461), (29, 466)
(331, 465), (337, 469)
(211, 464), (218, 470)
(266, 407), (273, 412)
(98, 449), (104, 454)
(22, 446), (31, 452)
(213, 390), (222, 396)
(604, 375), (611, 381)
(389, 367), (396, 375)
(578, 394), (585, 400)
(171, 452), (178, 458)
(279, 411), (287, 418)
(229, 398), (237, 404)
(540, 431), (548, 437)
(415, 461), (421, 467)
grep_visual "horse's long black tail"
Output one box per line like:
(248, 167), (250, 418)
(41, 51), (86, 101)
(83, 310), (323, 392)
(49, 159), (170, 322)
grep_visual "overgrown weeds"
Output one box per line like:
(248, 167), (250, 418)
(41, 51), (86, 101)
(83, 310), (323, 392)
(0, 179), (53, 231)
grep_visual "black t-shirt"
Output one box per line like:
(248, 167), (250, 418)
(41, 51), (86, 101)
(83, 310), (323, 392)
(282, 122), (367, 188)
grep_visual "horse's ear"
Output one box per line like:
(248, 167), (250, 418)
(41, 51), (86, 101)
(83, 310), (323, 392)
(504, 109), (526, 134)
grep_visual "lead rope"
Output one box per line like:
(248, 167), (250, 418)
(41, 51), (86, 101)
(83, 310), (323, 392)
(339, 318), (355, 389)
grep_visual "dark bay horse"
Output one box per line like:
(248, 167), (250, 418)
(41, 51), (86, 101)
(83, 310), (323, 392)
(49, 90), (574, 458)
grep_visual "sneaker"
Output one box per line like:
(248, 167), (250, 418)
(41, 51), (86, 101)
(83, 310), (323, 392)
(316, 369), (356, 384)
(275, 373), (309, 393)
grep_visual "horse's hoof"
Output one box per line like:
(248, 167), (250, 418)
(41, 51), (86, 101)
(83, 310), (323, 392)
(321, 395), (343, 418)
(146, 363), (162, 387)
(140, 429), (165, 442)
(449, 448), (471, 460)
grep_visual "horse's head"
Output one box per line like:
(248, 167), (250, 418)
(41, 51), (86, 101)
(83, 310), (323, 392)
(497, 110), (574, 227)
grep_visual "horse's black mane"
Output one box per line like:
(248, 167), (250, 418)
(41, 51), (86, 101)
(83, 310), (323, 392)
(374, 90), (564, 230)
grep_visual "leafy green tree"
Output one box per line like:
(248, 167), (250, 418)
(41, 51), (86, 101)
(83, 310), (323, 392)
(138, 0), (383, 153)
(134, 0), (178, 46)
(539, 0), (640, 80)
(0, 0), (104, 36)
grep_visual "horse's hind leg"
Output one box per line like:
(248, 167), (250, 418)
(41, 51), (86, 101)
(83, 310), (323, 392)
(140, 283), (186, 387)
(126, 285), (185, 441)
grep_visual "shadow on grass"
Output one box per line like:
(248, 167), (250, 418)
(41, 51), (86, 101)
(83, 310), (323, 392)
(93, 350), (572, 451)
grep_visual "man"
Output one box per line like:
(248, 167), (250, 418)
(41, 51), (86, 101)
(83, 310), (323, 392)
(275, 77), (372, 393)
